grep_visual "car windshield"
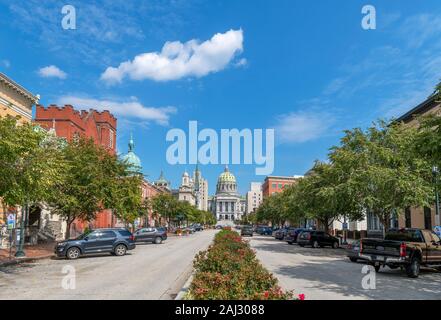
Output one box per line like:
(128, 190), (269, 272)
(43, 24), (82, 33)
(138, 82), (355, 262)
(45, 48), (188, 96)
(76, 230), (93, 240)
(385, 230), (424, 242)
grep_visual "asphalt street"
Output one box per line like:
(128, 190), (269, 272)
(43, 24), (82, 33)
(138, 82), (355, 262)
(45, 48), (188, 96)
(0, 230), (217, 300)
(248, 235), (441, 300)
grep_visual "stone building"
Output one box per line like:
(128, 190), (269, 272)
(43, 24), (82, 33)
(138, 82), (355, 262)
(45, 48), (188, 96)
(208, 166), (246, 224)
(246, 182), (263, 214)
(0, 72), (39, 123)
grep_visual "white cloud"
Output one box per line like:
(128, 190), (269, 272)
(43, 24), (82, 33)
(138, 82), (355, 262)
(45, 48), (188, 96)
(38, 65), (67, 79)
(101, 29), (244, 83)
(275, 111), (334, 144)
(57, 96), (176, 126)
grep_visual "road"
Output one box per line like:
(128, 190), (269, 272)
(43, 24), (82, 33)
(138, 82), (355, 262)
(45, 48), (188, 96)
(249, 235), (441, 300)
(0, 230), (216, 300)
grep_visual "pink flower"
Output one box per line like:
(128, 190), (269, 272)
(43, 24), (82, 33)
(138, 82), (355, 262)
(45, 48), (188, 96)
(298, 294), (305, 300)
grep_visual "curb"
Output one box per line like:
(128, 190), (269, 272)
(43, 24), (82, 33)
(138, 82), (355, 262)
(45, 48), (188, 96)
(0, 254), (54, 268)
(175, 272), (194, 300)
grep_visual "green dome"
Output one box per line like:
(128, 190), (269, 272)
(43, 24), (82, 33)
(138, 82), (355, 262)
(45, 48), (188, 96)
(122, 135), (142, 174)
(218, 171), (236, 183)
(216, 166), (237, 194)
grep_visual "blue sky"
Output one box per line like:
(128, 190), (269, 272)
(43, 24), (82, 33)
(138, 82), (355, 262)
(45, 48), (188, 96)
(1, 0), (441, 194)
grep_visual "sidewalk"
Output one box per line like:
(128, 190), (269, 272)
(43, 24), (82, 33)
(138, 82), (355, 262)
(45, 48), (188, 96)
(0, 242), (55, 267)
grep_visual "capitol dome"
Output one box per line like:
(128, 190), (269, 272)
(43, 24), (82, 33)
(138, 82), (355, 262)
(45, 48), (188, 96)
(122, 135), (142, 174)
(216, 166), (237, 194)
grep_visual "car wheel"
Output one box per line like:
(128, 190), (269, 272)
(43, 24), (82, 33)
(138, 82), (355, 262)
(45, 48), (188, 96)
(332, 242), (339, 249)
(153, 237), (162, 244)
(406, 257), (421, 278)
(299, 244), (305, 247)
(66, 247), (80, 260)
(349, 257), (357, 263)
(312, 241), (319, 248)
(114, 244), (127, 256)
(287, 241), (293, 245)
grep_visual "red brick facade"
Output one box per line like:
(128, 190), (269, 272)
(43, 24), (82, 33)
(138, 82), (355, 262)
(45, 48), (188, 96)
(34, 105), (118, 236)
(35, 105), (117, 155)
(262, 176), (299, 197)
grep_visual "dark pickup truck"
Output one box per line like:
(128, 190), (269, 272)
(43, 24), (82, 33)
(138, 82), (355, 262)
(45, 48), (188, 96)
(360, 228), (441, 278)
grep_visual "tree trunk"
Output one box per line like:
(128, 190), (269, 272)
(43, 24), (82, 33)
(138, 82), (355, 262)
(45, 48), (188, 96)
(65, 217), (74, 240)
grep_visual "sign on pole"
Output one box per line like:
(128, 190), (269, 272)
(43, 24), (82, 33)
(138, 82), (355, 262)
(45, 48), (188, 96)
(7, 214), (16, 230)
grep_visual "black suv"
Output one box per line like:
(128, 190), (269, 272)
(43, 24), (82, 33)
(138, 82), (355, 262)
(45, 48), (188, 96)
(286, 228), (308, 244)
(297, 230), (340, 249)
(134, 227), (168, 244)
(55, 228), (136, 260)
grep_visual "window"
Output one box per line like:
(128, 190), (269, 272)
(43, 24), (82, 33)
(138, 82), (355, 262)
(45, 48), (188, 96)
(118, 230), (132, 237)
(109, 129), (114, 148)
(278, 184), (283, 189)
(100, 231), (116, 238)
(272, 183), (277, 189)
(424, 207), (432, 230)
(405, 207), (412, 228)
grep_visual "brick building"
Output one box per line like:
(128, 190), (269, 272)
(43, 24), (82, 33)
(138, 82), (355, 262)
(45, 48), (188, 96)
(35, 104), (116, 154)
(34, 104), (118, 237)
(262, 176), (302, 198)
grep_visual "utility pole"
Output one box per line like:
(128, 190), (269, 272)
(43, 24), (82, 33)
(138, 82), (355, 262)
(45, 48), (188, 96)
(433, 166), (440, 226)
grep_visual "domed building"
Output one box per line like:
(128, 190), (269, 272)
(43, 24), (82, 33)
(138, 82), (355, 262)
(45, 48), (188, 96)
(122, 134), (142, 175)
(208, 166), (246, 224)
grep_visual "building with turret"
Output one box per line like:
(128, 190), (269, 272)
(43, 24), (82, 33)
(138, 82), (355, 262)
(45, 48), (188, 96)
(35, 104), (117, 155)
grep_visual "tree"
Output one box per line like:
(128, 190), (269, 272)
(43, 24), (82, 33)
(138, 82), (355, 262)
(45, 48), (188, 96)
(329, 121), (432, 233)
(100, 153), (143, 228)
(0, 116), (65, 222)
(48, 138), (121, 238)
(150, 193), (179, 227)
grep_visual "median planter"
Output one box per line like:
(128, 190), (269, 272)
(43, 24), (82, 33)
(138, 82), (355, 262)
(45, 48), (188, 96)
(187, 230), (294, 300)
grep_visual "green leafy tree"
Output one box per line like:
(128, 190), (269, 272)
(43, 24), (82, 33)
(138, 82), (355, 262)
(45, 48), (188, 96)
(329, 121), (432, 233)
(0, 116), (65, 221)
(48, 138), (120, 238)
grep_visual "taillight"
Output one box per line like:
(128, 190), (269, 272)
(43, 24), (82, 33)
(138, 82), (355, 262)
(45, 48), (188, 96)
(400, 242), (407, 257)
(130, 235), (135, 241)
(307, 233), (311, 240)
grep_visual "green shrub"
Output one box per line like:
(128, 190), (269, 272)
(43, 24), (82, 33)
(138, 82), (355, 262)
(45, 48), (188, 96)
(188, 230), (293, 300)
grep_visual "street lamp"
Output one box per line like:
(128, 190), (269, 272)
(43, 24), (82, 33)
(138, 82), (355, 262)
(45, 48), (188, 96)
(15, 202), (28, 257)
(432, 166), (440, 227)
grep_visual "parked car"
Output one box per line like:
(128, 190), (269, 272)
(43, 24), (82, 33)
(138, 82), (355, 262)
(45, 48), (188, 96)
(346, 240), (362, 262)
(54, 228), (136, 260)
(286, 228), (308, 244)
(297, 230), (340, 249)
(215, 225), (223, 229)
(434, 226), (441, 237)
(241, 225), (254, 237)
(360, 228), (441, 278)
(256, 226), (273, 236)
(274, 228), (287, 240)
(134, 227), (167, 244)
(190, 223), (203, 231)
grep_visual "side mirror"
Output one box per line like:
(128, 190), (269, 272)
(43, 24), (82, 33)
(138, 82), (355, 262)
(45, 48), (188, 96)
(84, 237), (89, 241)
